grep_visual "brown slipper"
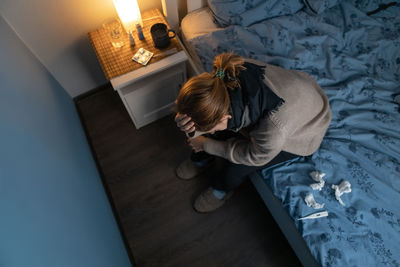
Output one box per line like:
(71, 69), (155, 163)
(176, 158), (208, 180)
(193, 187), (234, 213)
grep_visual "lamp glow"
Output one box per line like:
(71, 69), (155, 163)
(113, 0), (142, 32)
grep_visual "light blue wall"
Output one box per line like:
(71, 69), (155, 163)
(0, 16), (131, 267)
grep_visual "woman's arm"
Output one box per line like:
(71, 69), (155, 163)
(203, 117), (287, 166)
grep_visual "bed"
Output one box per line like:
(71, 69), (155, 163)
(171, 0), (400, 266)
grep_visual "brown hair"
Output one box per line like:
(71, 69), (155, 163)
(176, 53), (245, 131)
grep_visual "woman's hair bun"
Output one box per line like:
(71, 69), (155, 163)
(212, 53), (246, 90)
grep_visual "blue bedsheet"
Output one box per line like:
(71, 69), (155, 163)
(189, 2), (400, 266)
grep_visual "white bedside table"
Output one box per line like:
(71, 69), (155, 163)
(89, 9), (188, 129)
(111, 51), (187, 128)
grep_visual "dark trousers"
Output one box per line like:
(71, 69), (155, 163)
(191, 131), (299, 192)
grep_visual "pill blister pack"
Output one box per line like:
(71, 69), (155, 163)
(132, 48), (154, 65)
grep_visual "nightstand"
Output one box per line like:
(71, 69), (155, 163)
(89, 8), (188, 129)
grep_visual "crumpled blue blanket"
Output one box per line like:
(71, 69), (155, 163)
(189, 2), (400, 266)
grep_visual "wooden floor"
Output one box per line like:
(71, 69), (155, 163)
(76, 84), (302, 267)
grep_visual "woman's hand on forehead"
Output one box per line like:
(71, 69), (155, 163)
(175, 113), (196, 134)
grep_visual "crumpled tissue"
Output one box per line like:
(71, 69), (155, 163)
(309, 171), (326, 191)
(305, 193), (325, 209)
(332, 180), (352, 206)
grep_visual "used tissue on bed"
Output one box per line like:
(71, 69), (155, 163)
(309, 171), (326, 191)
(332, 180), (352, 206)
(305, 193), (325, 209)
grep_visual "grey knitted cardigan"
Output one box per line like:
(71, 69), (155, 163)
(203, 59), (332, 166)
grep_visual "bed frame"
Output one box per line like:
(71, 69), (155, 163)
(161, 1), (321, 266)
(251, 173), (319, 267)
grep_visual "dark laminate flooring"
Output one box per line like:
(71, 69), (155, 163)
(76, 84), (302, 267)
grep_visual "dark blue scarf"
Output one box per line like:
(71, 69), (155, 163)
(227, 62), (285, 131)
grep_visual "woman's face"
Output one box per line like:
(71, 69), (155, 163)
(204, 115), (232, 134)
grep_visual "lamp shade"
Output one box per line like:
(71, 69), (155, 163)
(113, 0), (142, 32)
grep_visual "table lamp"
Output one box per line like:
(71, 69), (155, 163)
(113, 0), (143, 33)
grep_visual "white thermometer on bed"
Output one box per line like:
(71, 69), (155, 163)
(297, 211), (329, 220)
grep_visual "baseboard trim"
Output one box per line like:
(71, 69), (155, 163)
(73, 83), (111, 103)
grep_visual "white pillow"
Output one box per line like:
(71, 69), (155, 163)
(181, 7), (221, 40)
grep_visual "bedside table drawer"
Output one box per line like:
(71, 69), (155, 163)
(118, 64), (185, 128)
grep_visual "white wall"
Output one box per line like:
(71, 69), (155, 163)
(0, 0), (162, 97)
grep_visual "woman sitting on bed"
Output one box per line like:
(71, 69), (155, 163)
(175, 53), (331, 213)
